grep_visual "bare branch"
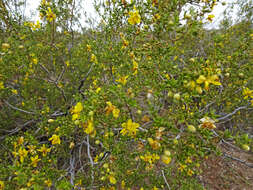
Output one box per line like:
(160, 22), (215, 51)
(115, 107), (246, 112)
(161, 170), (171, 190)
(223, 153), (253, 168)
(217, 105), (248, 121)
(3, 100), (36, 115)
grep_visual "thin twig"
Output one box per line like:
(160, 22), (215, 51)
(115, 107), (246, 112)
(3, 100), (36, 115)
(217, 105), (248, 121)
(78, 63), (94, 92)
(223, 153), (253, 168)
(69, 153), (75, 186)
(87, 135), (94, 185)
(161, 170), (171, 190)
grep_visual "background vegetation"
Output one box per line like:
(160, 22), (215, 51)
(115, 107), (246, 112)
(0, 0), (252, 189)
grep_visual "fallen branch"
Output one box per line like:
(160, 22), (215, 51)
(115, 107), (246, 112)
(223, 153), (253, 168)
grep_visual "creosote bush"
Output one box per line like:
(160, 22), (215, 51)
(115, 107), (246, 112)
(0, 0), (253, 189)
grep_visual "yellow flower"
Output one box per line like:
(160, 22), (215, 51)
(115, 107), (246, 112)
(187, 169), (194, 176)
(161, 155), (171, 164)
(32, 58), (38, 64)
(207, 14), (215, 22)
(87, 44), (92, 52)
(242, 87), (253, 99)
(128, 10), (141, 25)
(46, 7), (56, 22)
(105, 101), (114, 114)
(44, 179), (52, 187)
(116, 75), (129, 85)
(140, 152), (160, 164)
(121, 119), (140, 137)
(199, 117), (216, 129)
(2, 43), (10, 49)
(112, 108), (120, 118)
(185, 157), (192, 164)
(105, 101), (120, 118)
(17, 136), (24, 145)
(122, 39), (129, 49)
(0, 181), (4, 190)
(72, 113), (79, 121)
(72, 102), (83, 114)
(147, 138), (160, 150)
(27, 145), (36, 155)
(0, 81), (4, 89)
(65, 60), (70, 67)
(96, 87), (101, 93)
(90, 54), (98, 64)
(30, 155), (41, 167)
(49, 134), (61, 145)
(178, 163), (186, 172)
(12, 89), (18, 94)
(196, 85), (203, 94)
(18, 148), (28, 163)
(83, 120), (94, 135)
(132, 60), (138, 75)
(196, 74), (221, 90)
(109, 175), (117, 184)
(38, 144), (51, 157)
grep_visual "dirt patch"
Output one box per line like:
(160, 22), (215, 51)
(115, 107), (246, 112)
(199, 143), (253, 190)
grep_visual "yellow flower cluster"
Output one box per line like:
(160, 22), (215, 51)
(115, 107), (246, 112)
(116, 75), (129, 86)
(161, 150), (171, 165)
(147, 138), (160, 150)
(140, 152), (160, 164)
(128, 8), (141, 25)
(71, 102), (83, 121)
(83, 119), (95, 135)
(18, 147), (28, 163)
(105, 101), (120, 118)
(242, 87), (253, 99)
(188, 74), (221, 94)
(46, 7), (56, 22)
(91, 54), (98, 64)
(24, 21), (41, 31)
(121, 119), (139, 137)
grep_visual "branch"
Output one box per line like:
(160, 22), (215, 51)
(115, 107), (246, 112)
(223, 153), (253, 168)
(3, 100), (36, 115)
(0, 120), (36, 140)
(86, 135), (94, 185)
(78, 62), (94, 92)
(161, 170), (171, 190)
(217, 105), (248, 121)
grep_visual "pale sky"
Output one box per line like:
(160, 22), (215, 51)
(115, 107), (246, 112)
(24, 0), (238, 29)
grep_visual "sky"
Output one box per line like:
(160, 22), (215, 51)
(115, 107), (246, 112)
(24, 0), (238, 29)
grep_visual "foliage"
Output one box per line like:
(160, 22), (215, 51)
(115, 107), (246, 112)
(0, 0), (252, 189)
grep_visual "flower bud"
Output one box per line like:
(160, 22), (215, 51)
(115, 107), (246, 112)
(173, 93), (180, 101)
(48, 119), (54, 123)
(187, 125), (196, 133)
(2, 43), (10, 49)
(242, 144), (250, 151)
